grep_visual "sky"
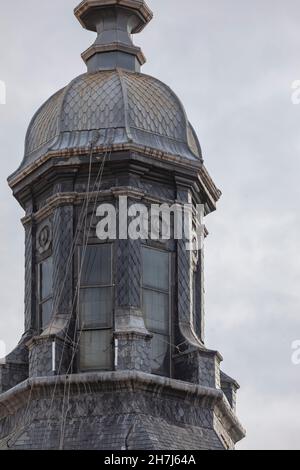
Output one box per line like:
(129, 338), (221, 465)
(0, 0), (300, 450)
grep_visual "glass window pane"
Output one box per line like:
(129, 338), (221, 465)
(143, 290), (169, 334)
(79, 330), (112, 370)
(80, 245), (111, 286)
(142, 248), (169, 291)
(151, 333), (170, 376)
(193, 271), (201, 338)
(79, 287), (112, 328)
(41, 257), (53, 300)
(41, 299), (53, 329)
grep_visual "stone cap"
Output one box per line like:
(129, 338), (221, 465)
(74, 0), (153, 72)
(220, 371), (240, 390)
(74, 0), (153, 33)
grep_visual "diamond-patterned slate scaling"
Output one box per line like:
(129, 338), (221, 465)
(52, 206), (74, 316)
(61, 72), (125, 131)
(23, 70), (201, 167)
(25, 88), (65, 156)
(116, 238), (142, 308)
(124, 72), (187, 141)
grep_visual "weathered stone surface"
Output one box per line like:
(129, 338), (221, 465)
(0, 372), (245, 450)
(174, 349), (222, 389)
(115, 332), (152, 373)
(220, 371), (239, 411)
(28, 336), (73, 378)
(0, 364), (28, 395)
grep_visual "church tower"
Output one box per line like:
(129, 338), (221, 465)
(0, 0), (245, 450)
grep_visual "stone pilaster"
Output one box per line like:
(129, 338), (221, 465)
(28, 335), (73, 378)
(27, 203), (74, 378)
(114, 308), (152, 373)
(52, 205), (74, 317)
(175, 185), (200, 350)
(114, 195), (152, 373)
(24, 210), (36, 333)
(220, 372), (239, 411)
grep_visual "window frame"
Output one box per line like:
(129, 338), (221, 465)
(37, 256), (53, 332)
(192, 252), (204, 343)
(77, 243), (114, 372)
(142, 245), (172, 377)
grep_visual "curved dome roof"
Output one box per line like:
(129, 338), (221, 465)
(22, 69), (202, 169)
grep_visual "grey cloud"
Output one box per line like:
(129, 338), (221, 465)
(0, 0), (299, 449)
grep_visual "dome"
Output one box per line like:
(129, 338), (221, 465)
(22, 69), (202, 169)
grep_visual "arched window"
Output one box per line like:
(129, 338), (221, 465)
(142, 246), (171, 376)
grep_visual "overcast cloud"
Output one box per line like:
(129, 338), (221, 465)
(0, 0), (300, 450)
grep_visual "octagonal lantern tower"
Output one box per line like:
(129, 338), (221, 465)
(0, 0), (245, 450)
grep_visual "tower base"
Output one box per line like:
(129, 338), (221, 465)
(0, 372), (245, 450)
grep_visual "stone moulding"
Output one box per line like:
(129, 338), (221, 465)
(82, 43), (146, 66)
(20, 185), (212, 229)
(8, 149), (219, 209)
(9, 145), (201, 186)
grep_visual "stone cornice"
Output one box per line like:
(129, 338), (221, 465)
(21, 185), (212, 227)
(9, 147), (220, 216)
(8, 144), (203, 189)
(0, 371), (246, 443)
(82, 43), (146, 66)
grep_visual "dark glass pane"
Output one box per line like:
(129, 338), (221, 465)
(41, 257), (53, 300)
(193, 271), (201, 338)
(79, 287), (112, 328)
(80, 245), (111, 286)
(79, 330), (112, 370)
(142, 247), (169, 291)
(143, 290), (169, 334)
(41, 299), (53, 329)
(151, 333), (170, 376)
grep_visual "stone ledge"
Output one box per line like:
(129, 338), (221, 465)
(0, 371), (245, 443)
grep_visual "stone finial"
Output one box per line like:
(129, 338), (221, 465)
(74, 0), (153, 73)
